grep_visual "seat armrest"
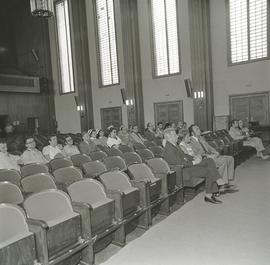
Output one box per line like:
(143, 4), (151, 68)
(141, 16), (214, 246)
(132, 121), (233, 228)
(72, 202), (92, 240)
(130, 180), (150, 208)
(106, 190), (124, 221)
(27, 218), (49, 265)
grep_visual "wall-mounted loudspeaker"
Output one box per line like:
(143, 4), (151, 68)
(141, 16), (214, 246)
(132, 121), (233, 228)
(74, 96), (79, 107)
(120, 88), (127, 104)
(184, 79), (193, 98)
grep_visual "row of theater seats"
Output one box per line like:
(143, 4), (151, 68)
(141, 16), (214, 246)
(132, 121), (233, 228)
(0, 129), (255, 265)
(0, 146), (184, 265)
(202, 129), (256, 166)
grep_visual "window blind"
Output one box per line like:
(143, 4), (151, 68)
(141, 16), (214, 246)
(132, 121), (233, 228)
(151, 0), (180, 76)
(229, 0), (268, 64)
(55, 0), (75, 93)
(96, 0), (119, 86)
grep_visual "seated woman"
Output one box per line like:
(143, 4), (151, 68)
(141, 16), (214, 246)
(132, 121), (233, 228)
(238, 119), (269, 160)
(63, 135), (80, 157)
(96, 129), (108, 146)
(229, 120), (269, 160)
(0, 138), (22, 171)
(129, 125), (146, 145)
(107, 127), (122, 148)
(118, 125), (132, 146)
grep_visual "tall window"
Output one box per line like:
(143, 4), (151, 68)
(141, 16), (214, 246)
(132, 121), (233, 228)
(95, 0), (119, 86)
(151, 0), (180, 77)
(228, 0), (269, 64)
(55, 0), (75, 94)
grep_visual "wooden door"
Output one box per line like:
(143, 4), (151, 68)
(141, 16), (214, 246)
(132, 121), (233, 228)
(230, 96), (250, 123)
(154, 101), (183, 125)
(229, 92), (269, 125)
(100, 107), (122, 130)
(249, 94), (269, 125)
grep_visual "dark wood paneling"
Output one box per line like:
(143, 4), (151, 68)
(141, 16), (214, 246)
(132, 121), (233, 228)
(230, 92), (270, 126)
(0, 0), (55, 132)
(154, 100), (184, 125)
(100, 107), (122, 130)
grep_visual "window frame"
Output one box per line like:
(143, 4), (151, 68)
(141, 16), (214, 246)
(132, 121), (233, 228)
(54, 0), (76, 95)
(93, 0), (120, 88)
(226, 0), (270, 66)
(149, 0), (181, 79)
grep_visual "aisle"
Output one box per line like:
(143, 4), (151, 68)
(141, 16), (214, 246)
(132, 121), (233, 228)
(100, 157), (270, 265)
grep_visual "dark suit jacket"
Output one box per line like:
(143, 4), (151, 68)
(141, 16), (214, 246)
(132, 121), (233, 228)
(163, 141), (194, 167)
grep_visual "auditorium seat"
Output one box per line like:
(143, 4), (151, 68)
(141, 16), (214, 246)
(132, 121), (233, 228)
(103, 156), (127, 172)
(68, 179), (119, 253)
(89, 150), (107, 161)
(0, 182), (24, 204)
(53, 166), (83, 191)
(23, 189), (93, 265)
(108, 147), (124, 157)
(21, 173), (57, 194)
(149, 146), (164, 158)
(118, 144), (134, 153)
(71, 154), (92, 169)
(49, 157), (73, 172)
(123, 152), (143, 166)
(127, 163), (166, 215)
(144, 140), (157, 148)
(133, 142), (146, 150)
(136, 148), (155, 162)
(0, 204), (36, 265)
(82, 161), (107, 179)
(0, 169), (21, 187)
(146, 158), (183, 207)
(21, 163), (49, 178)
(99, 170), (149, 246)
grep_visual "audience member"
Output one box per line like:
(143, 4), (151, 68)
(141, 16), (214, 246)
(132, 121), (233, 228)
(129, 125), (146, 145)
(107, 127), (122, 148)
(144, 122), (159, 141)
(21, 136), (48, 164)
(188, 124), (235, 187)
(163, 128), (226, 204)
(0, 138), (22, 171)
(79, 131), (99, 155)
(63, 135), (80, 157)
(118, 125), (132, 146)
(229, 120), (269, 160)
(42, 135), (65, 161)
(156, 122), (164, 138)
(96, 129), (108, 146)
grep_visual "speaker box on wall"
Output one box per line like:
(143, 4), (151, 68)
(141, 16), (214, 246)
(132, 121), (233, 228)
(120, 88), (127, 104)
(184, 79), (193, 98)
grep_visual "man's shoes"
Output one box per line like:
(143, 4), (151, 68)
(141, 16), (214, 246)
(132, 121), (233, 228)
(211, 196), (222, 204)
(204, 196), (222, 204)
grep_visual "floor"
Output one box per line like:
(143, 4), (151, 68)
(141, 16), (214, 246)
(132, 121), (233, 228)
(95, 156), (270, 265)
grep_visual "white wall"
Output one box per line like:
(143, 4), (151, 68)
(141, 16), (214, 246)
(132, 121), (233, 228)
(210, 0), (270, 117)
(85, 0), (128, 129)
(48, 19), (81, 133)
(137, 0), (194, 126)
(51, 0), (195, 132)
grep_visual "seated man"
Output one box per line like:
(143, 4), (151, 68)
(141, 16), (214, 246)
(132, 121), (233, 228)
(129, 125), (146, 145)
(188, 124), (235, 187)
(42, 135), (65, 161)
(163, 128), (225, 204)
(63, 135), (80, 157)
(229, 119), (269, 160)
(0, 138), (22, 171)
(79, 131), (99, 155)
(21, 136), (48, 164)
